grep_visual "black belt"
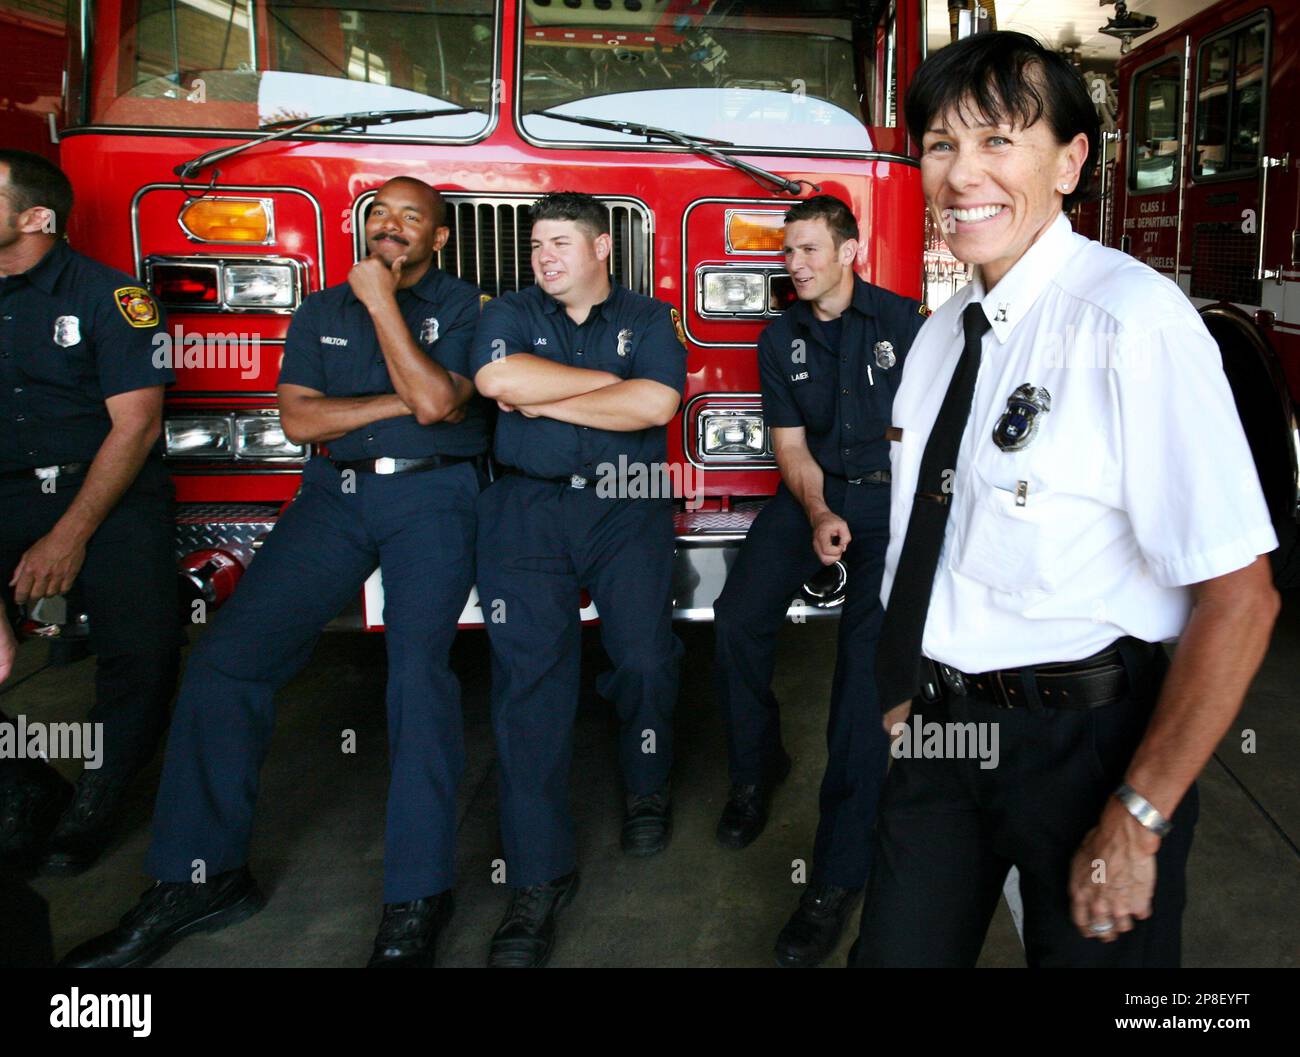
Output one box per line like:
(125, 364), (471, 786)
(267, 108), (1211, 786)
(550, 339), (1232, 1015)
(0, 462), (88, 482)
(827, 469), (891, 486)
(329, 454), (475, 476)
(922, 638), (1158, 711)
(500, 466), (593, 489)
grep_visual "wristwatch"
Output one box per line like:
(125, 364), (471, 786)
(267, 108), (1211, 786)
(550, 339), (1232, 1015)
(1114, 783), (1173, 837)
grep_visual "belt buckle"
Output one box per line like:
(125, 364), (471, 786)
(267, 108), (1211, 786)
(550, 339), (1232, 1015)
(992, 670), (1014, 709)
(938, 664), (967, 696)
(569, 474), (588, 489)
(375, 457), (397, 475)
(846, 476), (864, 485)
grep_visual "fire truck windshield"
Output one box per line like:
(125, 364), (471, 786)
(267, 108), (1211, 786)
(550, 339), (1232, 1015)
(79, 0), (496, 138)
(518, 0), (890, 152)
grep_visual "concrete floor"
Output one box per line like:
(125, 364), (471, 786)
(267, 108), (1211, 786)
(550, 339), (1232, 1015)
(6, 592), (1299, 968)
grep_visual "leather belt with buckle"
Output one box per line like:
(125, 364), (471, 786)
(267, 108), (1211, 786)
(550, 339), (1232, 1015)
(0, 462), (88, 483)
(846, 469), (891, 485)
(501, 467), (590, 489)
(922, 639), (1156, 711)
(330, 454), (474, 476)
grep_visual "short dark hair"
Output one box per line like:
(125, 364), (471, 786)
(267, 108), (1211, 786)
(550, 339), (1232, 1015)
(529, 191), (609, 239)
(784, 194), (859, 246)
(904, 31), (1100, 212)
(0, 149), (73, 233)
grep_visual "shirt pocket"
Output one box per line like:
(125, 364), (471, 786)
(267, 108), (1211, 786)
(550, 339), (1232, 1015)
(951, 467), (1066, 600)
(587, 328), (635, 380)
(789, 373), (833, 435)
(21, 314), (90, 386)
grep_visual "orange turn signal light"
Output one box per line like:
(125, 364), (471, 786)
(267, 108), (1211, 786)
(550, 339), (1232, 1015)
(726, 211), (785, 253)
(179, 198), (273, 243)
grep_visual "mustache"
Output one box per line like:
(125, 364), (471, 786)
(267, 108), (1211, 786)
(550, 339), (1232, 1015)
(372, 233), (409, 246)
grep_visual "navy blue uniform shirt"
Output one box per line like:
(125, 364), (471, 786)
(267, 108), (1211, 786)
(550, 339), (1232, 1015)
(0, 240), (172, 473)
(758, 275), (926, 479)
(469, 282), (686, 480)
(279, 266), (488, 460)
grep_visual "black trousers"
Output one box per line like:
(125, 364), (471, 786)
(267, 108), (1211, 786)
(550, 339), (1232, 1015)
(713, 478), (891, 889)
(0, 460), (182, 781)
(853, 647), (1199, 967)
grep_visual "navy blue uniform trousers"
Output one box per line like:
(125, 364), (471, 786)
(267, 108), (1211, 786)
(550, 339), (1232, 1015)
(146, 457), (478, 902)
(475, 475), (682, 887)
(713, 476), (890, 889)
(0, 460), (181, 782)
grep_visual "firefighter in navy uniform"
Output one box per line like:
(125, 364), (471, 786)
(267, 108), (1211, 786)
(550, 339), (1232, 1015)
(62, 177), (488, 969)
(712, 195), (926, 968)
(471, 192), (686, 969)
(0, 150), (182, 877)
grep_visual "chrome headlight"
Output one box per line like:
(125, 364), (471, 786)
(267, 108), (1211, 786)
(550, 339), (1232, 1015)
(701, 271), (767, 315)
(224, 264), (296, 308)
(699, 410), (767, 458)
(234, 413), (305, 459)
(165, 416), (232, 458)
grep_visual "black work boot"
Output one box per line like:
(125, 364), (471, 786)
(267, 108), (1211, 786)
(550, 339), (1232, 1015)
(621, 785), (672, 857)
(368, 893), (454, 968)
(59, 866), (266, 968)
(0, 763), (73, 873)
(774, 884), (863, 968)
(42, 768), (134, 876)
(715, 750), (792, 850)
(487, 871), (579, 968)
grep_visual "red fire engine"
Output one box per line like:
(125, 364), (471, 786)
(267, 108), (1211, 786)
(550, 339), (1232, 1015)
(1107, 0), (1300, 585)
(41, 0), (925, 628)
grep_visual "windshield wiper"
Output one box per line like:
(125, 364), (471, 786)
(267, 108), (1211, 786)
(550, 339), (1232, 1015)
(174, 107), (484, 180)
(528, 109), (816, 197)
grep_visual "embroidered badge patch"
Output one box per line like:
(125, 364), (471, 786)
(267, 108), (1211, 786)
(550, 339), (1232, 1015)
(53, 315), (81, 347)
(992, 384), (1052, 452)
(114, 287), (160, 328)
(670, 308), (687, 347)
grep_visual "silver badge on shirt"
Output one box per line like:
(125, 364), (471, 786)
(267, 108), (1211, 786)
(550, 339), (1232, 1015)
(617, 328), (632, 356)
(53, 315), (81, 347)
(873, 340), (896, 369)
(992, 384), (1052, 452)
(420, 317), (440, 345)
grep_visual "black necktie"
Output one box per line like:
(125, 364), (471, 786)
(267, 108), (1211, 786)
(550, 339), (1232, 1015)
(876, 301), (991, 711)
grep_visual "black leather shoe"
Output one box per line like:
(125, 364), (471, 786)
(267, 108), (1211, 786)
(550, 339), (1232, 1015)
(774, 884), (863, 968)
(42, 768), (132, 876)
(488, 871), (579, 968)
(367, 893), (453, 968)
(0, 764), (72, 873)
(621, 785), (671, 857)
(59, 866), (266, 968)
(715, 751), (792, 850)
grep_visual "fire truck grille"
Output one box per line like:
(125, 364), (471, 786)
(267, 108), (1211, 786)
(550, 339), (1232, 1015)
(437, 196), (652, 298)
(1190, 222), (1261, 306)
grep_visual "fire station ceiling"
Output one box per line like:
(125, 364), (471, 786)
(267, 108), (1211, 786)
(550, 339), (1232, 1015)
(927, 0), (1221, 64)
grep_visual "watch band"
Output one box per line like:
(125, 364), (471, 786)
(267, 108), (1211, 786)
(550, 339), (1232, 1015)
(1114, 783), (1173, 837)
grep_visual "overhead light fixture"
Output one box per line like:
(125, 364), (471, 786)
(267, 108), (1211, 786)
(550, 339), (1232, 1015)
(1099, 1), (1158, 56)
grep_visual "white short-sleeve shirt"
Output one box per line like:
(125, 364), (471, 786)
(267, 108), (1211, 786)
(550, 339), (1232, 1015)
(882, 212), (1277, 673)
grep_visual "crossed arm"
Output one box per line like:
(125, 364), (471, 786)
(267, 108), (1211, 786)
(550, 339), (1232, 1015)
(474, 352), (679, 431)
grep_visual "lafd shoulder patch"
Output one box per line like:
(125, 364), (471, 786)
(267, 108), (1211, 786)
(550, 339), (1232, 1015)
(114, 287), (160, 328)
(670, 308), (687, 347)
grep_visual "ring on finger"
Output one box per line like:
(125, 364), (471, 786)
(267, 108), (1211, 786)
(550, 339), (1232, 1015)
(1088, 920), (1115, 934)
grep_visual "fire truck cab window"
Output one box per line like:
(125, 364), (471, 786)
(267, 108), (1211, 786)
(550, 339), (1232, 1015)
(1194, 17), (1267, 179)
(1130, 56), (1180, 192)
(518, 0), (891, 152)
(87, 0), (496, 137)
